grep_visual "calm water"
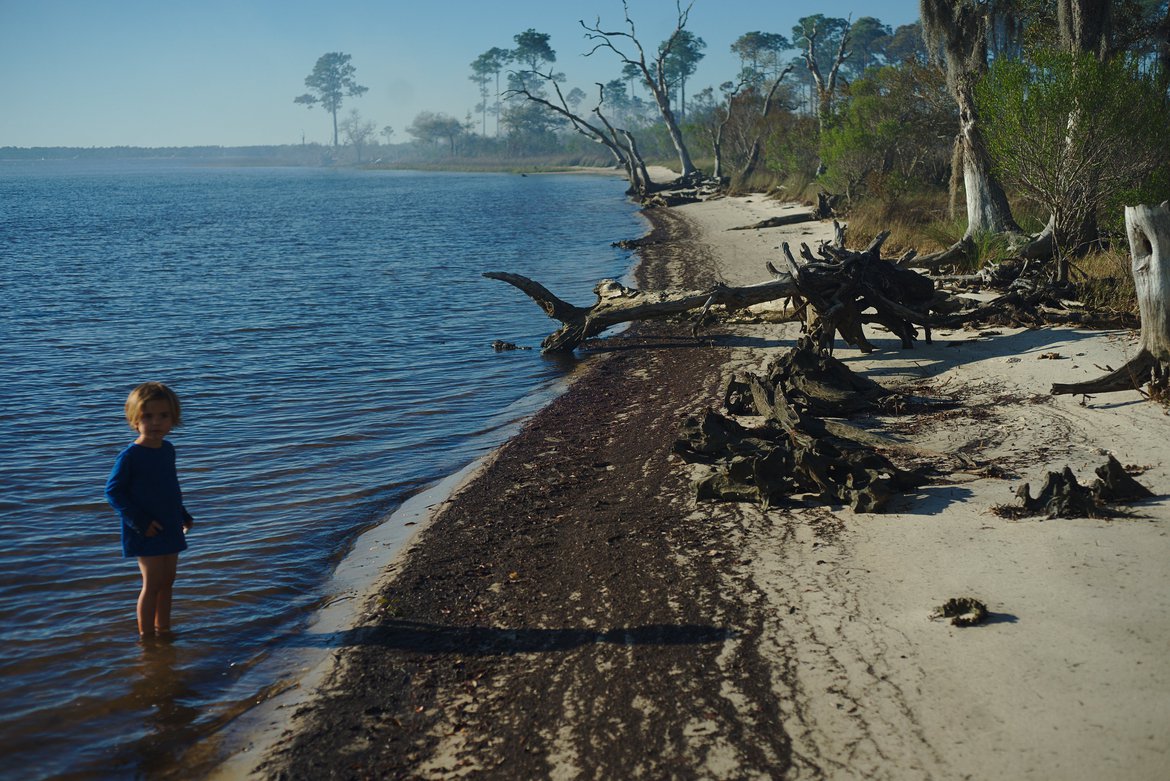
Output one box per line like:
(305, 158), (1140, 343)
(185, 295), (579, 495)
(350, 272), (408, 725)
(0, 160), (643, 779)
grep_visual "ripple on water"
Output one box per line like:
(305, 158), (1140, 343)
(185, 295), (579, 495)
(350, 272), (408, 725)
(0, 161), (644, 778)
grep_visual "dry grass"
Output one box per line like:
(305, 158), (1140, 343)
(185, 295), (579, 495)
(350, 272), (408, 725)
(727, 169), (812, 200)
(844, 191), (952, 257)
(717, 174), (1138, 315)
(1072, 246), (1139, 314)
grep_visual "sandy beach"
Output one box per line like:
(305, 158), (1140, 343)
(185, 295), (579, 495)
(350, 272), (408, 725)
(215, 181), (1170, 780)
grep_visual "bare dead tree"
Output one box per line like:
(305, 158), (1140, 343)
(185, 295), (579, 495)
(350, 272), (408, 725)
(738, 64), (795, 184)
(582, 1), (699, 178)
(505, 73), (651, 195)
(710, 80), (747, 181)
(798, 18), (852, 138)
(592, 95), (653, 194)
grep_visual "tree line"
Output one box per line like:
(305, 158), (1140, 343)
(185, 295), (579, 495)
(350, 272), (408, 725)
(294, 0), (1170, 271)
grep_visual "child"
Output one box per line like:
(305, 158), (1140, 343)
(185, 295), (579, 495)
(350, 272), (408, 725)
(106, 382), (195, 639)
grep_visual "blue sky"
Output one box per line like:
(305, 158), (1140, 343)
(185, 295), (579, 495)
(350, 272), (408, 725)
(0, 0), (920, 148)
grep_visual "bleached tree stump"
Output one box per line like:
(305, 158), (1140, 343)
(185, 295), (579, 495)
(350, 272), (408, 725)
(1052, 202), (1170, 395)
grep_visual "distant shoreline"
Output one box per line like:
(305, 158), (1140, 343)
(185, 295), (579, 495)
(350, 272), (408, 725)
(0, 146), (627, 176)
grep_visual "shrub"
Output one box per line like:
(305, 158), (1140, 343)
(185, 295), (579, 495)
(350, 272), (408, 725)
(977, 49), (1170, 255)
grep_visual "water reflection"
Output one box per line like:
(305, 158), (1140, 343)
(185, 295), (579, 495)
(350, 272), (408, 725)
(109, 638), (202, 777)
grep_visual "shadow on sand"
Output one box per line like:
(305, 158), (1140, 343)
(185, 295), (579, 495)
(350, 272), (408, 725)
(290, 620), (733, 656)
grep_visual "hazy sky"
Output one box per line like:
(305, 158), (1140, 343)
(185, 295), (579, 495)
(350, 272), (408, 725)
(1, 0), (920, 148)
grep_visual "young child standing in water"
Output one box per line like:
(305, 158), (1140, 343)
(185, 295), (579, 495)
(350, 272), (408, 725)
(106, 382), (194, 639)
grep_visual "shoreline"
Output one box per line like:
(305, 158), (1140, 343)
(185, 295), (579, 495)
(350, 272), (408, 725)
(203, 174), (659, 778)
(219, 188), (1170, 780)
(203, 457), (482, 779)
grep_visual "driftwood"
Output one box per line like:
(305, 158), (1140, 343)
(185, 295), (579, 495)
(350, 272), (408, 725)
(675, 340), (928, 513)
(483, 273), (798, 352)
(1052, 203), (1170, 396)
(754, 340), (894, 417)
(930, 597), (989, 627)
(728, 212), (815, 231)
(814, 191), (842, 219)
(487, 227), (956, 354)
(767, 230), (939, 354)
(994, 456), (1153, 519)
(912, 237), (974, 270)
(488, 219), (1120, 354)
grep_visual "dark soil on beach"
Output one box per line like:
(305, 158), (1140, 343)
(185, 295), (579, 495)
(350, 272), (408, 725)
(260, 208), (796, 779)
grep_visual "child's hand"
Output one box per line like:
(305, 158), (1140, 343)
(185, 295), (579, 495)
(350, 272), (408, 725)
(145, 520), (163, 538)
(183, 518), (194, 533)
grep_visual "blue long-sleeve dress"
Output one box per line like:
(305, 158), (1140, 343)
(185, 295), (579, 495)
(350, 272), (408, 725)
(106, 441), (191, 558)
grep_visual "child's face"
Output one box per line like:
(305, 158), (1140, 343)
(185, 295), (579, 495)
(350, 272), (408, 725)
(134, 399), (175, 446)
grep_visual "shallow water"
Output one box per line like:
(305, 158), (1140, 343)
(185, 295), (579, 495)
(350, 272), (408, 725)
(0, 160), (643, 778)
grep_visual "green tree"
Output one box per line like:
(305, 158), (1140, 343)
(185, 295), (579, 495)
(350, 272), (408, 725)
(294, 52), (368, 147)
(730, 31), (791, 86)
(660, 30), (706, 121)
(469, 53), (494, 136)
(884, 22), (929, 63)
(511, 29), (557, 95)
(621, 62), (642, 98)
(978, 49), (1169, 259)
(821, 61), (953, 205)
(471, 47), (512, 137)
(501, 100), (561, 155)
(406, 111), (465, 155)
(845, 17), (893, 77)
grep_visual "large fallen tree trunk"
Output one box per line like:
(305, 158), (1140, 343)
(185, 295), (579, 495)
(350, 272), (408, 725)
(483, 272), (798, 352)
(1052, 202), (1170, 396)
(486, 228), (948, 353)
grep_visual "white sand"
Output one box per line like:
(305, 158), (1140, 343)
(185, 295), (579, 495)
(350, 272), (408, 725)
(675, 191), (1170, 780)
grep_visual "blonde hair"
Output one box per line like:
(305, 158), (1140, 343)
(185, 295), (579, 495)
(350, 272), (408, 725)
(125, 382), (183, 428)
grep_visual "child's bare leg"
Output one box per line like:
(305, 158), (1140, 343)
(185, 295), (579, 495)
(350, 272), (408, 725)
(137, 554), (179, 635)
(153, 554), (179, 632)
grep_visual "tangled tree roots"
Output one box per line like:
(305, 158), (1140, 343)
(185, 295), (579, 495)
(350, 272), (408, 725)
(675, 340), (928, 512)
(995, 455), (1154, 519)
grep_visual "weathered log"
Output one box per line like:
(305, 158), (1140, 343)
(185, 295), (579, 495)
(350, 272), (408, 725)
(1052, 202), (1170, 396)
(1093, 455), (1154, 503)
(912, 236), (974, 270)
(728, 212), (815, 231)
(813, 191), (842, 219)
(484, 272), (798, 352)
(1014, 466), (1103, 518)
(761, 338), (893, 416)
(764, 232), (937, 354)
(678, 342), (927, 512)
(996, 456), (1153, 519)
